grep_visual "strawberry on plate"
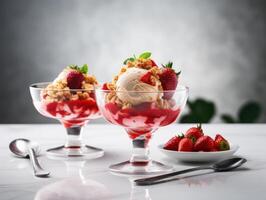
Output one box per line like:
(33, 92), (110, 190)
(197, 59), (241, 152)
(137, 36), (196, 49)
(163, 134), (184, 151)
(159, 62), (181, 99)
(185, 124), (204, 143)
(159, 128), (237, 162)
(214, 134), (230, 151)
(178, 137), (194, 152)
(194, 136), (214, 152)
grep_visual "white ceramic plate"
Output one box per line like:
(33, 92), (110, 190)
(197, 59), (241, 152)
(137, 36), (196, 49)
(158, 144), (239, 162)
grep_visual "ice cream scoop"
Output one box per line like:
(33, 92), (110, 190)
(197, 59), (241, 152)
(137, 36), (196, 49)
(53, 68), (72, 83)
(116, 68), (162, 105)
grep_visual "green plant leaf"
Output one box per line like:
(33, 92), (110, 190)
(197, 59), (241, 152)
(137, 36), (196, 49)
(179, 114), (199, 123)
(139, 52), (151, 59)
(180, 98), (216, 123)
(238, 102), (262, 123)
(190, 99), (216, 123)
(221, 114), (235, 123)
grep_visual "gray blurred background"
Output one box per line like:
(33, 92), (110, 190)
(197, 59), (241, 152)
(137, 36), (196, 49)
(0, 0), (265, 123)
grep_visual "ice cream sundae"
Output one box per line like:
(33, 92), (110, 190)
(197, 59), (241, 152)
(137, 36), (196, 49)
(39, 64), (100, 127)
(30, 64), (104, 159)
(96, 52), (188, 174)
(100, 52), (182, 139)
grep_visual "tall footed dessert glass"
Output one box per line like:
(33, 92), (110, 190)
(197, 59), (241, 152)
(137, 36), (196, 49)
(96, 52), (188, 174)
(30, 64), (103, 159)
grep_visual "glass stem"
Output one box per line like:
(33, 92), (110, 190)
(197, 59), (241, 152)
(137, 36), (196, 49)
(64, 126), (83, 148)
(130, 135), (151, 165)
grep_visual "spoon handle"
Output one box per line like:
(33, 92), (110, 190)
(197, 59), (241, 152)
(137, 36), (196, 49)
(135, 166), (213, 185)
(28, 147), (50, 177)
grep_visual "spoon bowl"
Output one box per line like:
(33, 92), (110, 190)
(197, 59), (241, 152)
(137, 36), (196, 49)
(9, 138), (49, 177)
(213, 157), (247, 172)
(9, 138), (40, 157)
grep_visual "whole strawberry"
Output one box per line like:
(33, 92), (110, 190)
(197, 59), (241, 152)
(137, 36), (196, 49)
(214, 134), (230, 151)
(67, 71), (84, 89)
(159, 62), (181, 99)
(163, 134), (184, 151)
(66, 64), (88, 89)
(178, 138), (194, 151)
(185, 124), (204, 143)
(194, 136), (214, 152)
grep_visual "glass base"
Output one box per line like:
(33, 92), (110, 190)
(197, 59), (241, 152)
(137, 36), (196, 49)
(109, 160), (172, 175)
(46, 145), (104, 160)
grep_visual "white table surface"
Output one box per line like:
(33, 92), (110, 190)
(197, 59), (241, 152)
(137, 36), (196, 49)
(0, 124), (266, 200)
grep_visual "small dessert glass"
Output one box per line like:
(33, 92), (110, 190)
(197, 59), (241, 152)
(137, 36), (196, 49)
(29, 82), (104, 159)
(96, 86), (188, 175)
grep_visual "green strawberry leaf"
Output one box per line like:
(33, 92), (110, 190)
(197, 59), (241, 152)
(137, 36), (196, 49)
(162, 61), (173, 68)
(69, 64), (88, 74)
(139, 52), (151, 59)
(162, 62), (181, 76)
(176, 71), (181, 76)
(69, 64), (79, 71)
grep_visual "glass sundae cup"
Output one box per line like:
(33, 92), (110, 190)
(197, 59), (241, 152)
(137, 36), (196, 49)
(30, 82), (104, 159)
(96, 86), (188, 174)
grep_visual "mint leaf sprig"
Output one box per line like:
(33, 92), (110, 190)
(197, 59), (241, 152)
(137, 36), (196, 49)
(139, 52), (151, 59)
(123, 57), (135, 65)
(123, 51), (152, 65)
(69, 64), (88, 74)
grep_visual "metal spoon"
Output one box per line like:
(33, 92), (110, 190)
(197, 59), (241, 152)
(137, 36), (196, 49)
(135, 157), (247, 185)
(9, 138), (50, 177)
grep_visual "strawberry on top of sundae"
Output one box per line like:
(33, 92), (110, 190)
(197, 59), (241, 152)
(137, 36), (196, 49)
(43, 64), (98, 101)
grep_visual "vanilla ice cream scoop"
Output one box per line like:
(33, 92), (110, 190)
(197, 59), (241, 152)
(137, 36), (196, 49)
(116, 68), (161, 105)
(53, 68), (72, 83)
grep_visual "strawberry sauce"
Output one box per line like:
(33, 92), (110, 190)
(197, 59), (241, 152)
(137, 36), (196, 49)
(102, 102), (180, 139)
(41, 99), (100, 127)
